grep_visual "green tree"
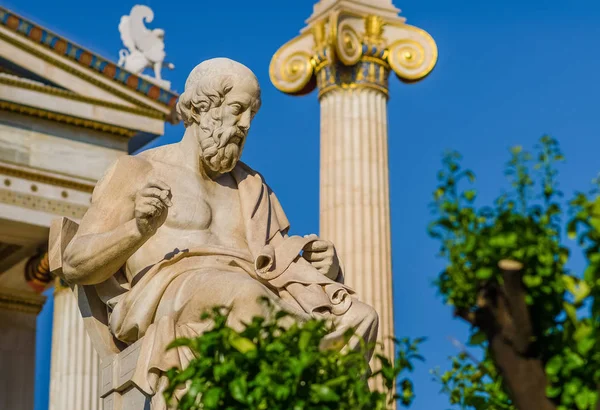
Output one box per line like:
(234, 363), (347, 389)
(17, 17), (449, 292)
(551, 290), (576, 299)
(428, 136), (600, 410)
(163, 299), (424, 409)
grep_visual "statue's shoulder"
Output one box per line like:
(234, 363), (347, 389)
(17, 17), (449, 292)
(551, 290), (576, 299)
(234, 161), (274, 190)
(135, 144), (181, 166)
(96, 154), (151, 189)
(111, 154), (153, 177)
(236, 160), (256, 175)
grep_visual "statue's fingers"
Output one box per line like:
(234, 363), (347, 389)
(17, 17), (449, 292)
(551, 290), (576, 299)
(303, 240), (330, 252)
(303, 251), (326, 262)
(142, 197), (166, 214)
(145, 179), (171, 193)
(137, 204), (159, 217)
(140, 188), (172, 206)
(311, 260), (329, 270)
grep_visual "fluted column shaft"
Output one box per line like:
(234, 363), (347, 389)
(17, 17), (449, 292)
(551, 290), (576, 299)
(319, 88), (394, 359)
(271, 6), (436, 366)
(49, 283), (100, 410)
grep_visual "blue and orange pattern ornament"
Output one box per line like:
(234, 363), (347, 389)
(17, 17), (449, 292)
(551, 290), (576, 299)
(0, 6), (179, 108)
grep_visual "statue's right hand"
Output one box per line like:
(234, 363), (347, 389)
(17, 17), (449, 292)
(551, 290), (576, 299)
(134, 180), (172, 236)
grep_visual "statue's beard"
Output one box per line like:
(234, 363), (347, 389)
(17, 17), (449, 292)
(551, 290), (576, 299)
(198, 123), (244, 174)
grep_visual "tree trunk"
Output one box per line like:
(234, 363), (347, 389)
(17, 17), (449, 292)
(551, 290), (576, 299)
(458, 260), (557, 410)
(487, 327), (555, 410)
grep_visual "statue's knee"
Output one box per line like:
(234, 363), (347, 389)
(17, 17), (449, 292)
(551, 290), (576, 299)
(230, 281), (272, 314)
(358, 303), (379, 328)
(368, 308), (379, 328)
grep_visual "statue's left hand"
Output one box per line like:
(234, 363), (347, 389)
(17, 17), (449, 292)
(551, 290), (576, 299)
(302, 238), (340, 280)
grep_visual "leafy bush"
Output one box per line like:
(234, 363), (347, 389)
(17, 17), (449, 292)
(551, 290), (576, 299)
(428, 136), (599, 409)
(164, 300), (424, 409)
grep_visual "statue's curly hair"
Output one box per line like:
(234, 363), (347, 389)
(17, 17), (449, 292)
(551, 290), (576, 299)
(176, 58), (261, 127)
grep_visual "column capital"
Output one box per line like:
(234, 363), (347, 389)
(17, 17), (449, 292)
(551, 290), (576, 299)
(270, 2), (437, 99)
(25, 250), (53, 293)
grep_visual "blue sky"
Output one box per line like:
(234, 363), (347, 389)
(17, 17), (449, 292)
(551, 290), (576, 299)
(7, 0), (600, 408)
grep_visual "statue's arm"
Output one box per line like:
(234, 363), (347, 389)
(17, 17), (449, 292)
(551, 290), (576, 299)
(62, 157), (150, 285)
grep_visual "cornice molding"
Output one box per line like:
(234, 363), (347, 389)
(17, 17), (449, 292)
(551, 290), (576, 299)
(0, 75), (165, 120)
(0, 187), (89, 219)
(0, 100), (137, 138)
(0, 288), (46, 314)
(0, 162), (95, 193)
(0, 7), (179, 110)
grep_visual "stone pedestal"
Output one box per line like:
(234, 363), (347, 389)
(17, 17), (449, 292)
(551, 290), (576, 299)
(270, 0), (437, 360)
(49, 281), (101, 410)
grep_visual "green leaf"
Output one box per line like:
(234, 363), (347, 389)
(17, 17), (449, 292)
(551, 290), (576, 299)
(563, 275), (577, 292)
(229, 335), (256, 354)
(464, 170), (476, 182)
(475, 268), (493, 280)
(310, 384), (340, 402)
(298, 330), (312, 351)
(463, 190), (477, 202)
(523, 275), (542, 288)
(434, 187), (445, 200)
(573, 324), (593, 342)
(564, 302), (578, 324)
(166, 338), (193, 350)
(565, 378), (583, 396)
(565, 352), (585, 369)
(467, 331), (487, 346)
(324, 375), (349, 387)
(545, 355), (563, 377)
(576, 337), (595, 356)
(229, 377), (248, 403)
(546, 385), (562, 398)
(574, 281), (591, 304)
(202, 387), (223, 409)
(567, 219), (578, 239)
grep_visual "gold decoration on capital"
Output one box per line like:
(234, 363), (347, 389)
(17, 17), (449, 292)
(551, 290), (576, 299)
(386, 24), (438, 82)
(313, 20), (328, 50)
(269, 33), (315, 95)
(269, 10), (438, 95)
(364, 15), (385, 45)
(335, 20), (362, 66)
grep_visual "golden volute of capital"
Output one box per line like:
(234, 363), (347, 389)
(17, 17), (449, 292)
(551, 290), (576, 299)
(270, 8), (438, 96)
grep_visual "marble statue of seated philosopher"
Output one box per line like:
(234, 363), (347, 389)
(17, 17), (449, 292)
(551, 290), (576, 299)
(61, 58), (379, 408)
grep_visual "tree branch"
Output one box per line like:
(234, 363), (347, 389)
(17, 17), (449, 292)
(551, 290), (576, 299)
(454, 308), (476, 325)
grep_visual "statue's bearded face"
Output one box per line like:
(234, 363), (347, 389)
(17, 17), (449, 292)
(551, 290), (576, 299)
(197, 79), (260, 174)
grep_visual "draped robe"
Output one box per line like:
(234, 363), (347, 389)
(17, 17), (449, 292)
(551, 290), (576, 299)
(93, 162), (378, 405)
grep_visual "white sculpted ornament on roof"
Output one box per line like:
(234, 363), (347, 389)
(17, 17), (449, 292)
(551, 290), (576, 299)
(118, 5), (175, 89)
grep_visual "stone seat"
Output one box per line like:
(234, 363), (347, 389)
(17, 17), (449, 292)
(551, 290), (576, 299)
(49, 217), (150, 410)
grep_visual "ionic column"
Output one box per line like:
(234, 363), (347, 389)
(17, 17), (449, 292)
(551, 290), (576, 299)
(49, 278), (100, 410)
(270, 0), (437, 359)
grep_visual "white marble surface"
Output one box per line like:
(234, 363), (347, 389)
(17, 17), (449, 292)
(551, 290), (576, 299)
(320, 88), (395, 361)
(54, 58), (379, 409)
(0, 123), (124, 182)
(49, 288), (101, 410)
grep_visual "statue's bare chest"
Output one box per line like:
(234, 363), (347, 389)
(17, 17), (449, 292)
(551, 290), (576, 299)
(148, 165), (243, 234)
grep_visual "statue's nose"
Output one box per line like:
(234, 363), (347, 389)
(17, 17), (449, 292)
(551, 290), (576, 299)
(238, 110), (251, 131)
